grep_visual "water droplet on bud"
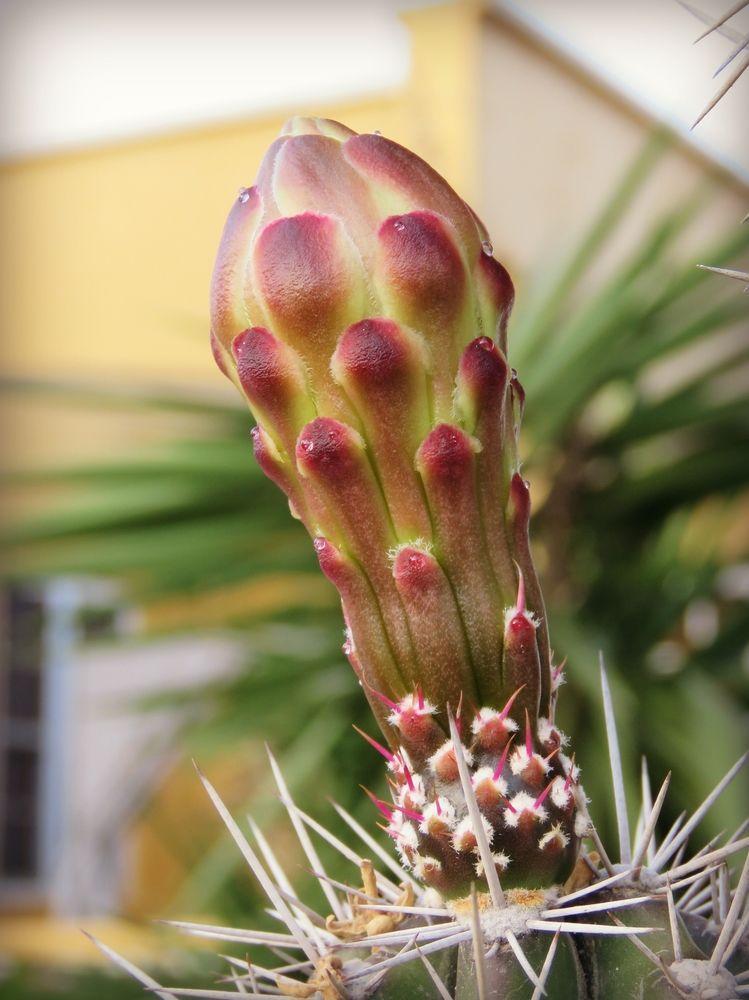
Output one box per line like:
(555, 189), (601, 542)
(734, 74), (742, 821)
(238, 187), (251, 204)
(393, 220), (405, 232)
(481, 240), (493, 256)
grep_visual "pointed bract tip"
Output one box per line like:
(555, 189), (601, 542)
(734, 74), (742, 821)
(499, 685), (526, 720)
(493, 736), (515, 781)
(352, 723), (395, 762)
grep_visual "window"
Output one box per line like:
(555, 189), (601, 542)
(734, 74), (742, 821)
(0, 587), (45, 883)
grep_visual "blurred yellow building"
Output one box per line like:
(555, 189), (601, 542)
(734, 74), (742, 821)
(1, 0), (746, 968)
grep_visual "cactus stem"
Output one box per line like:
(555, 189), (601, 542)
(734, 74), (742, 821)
(105, 663), (749, 998)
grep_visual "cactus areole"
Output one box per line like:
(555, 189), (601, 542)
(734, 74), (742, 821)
(210, 117), (581, 899)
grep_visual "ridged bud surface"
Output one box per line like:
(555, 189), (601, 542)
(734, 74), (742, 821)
(210, 117), (578, 894)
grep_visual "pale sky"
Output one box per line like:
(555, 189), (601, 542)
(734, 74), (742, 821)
(0, 0), (746, 175)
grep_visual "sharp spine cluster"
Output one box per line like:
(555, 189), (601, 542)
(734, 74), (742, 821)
(92, 703), (748, 999)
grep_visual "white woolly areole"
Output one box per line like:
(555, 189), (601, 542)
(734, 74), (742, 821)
(449, 887), (559, 942)
(537, 716), (569, 747)
(397, 820), (419, 850)
(669, 959), (737, 999)
(574, 810), (590, 838)
(550, 775), (573, 809)
(559, 753), (580, 781)
(471, 706), (519, 735)
(387, 538), (433, 563)
(551, 667), (566, 692)
(451, 813), (494, 853)
(388, 809), (406, 834)
(397, 771), (426, 808)
(510, 746), (549, 777)
(573, 784), (590, 810)
(421, 887), (445, 910)
(428, 739), (473, 775)
(474, 851), (511, 877)
(386, 750), (408, 777)
(503, 605), (540, 632)
(388, 692), (437, 729)
(504, 791), (548, 827)
(539, 823), (569, 851)
(472, 766), (508, 798)
(412, 854), (443, 880)
(419, 796), (456, 835)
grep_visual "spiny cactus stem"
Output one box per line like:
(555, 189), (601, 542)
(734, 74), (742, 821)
(98, 677), (749, 1000)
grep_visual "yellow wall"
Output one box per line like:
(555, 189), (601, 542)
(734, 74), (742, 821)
(2, 0), (745, 472)
(0, 3), (480, 392)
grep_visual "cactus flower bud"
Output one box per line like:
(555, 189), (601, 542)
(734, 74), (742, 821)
(210, 118), (580, 893)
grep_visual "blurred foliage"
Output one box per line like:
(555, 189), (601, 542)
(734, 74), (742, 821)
(0, 961), (220, 1000)
(2, 132), (749, 918)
